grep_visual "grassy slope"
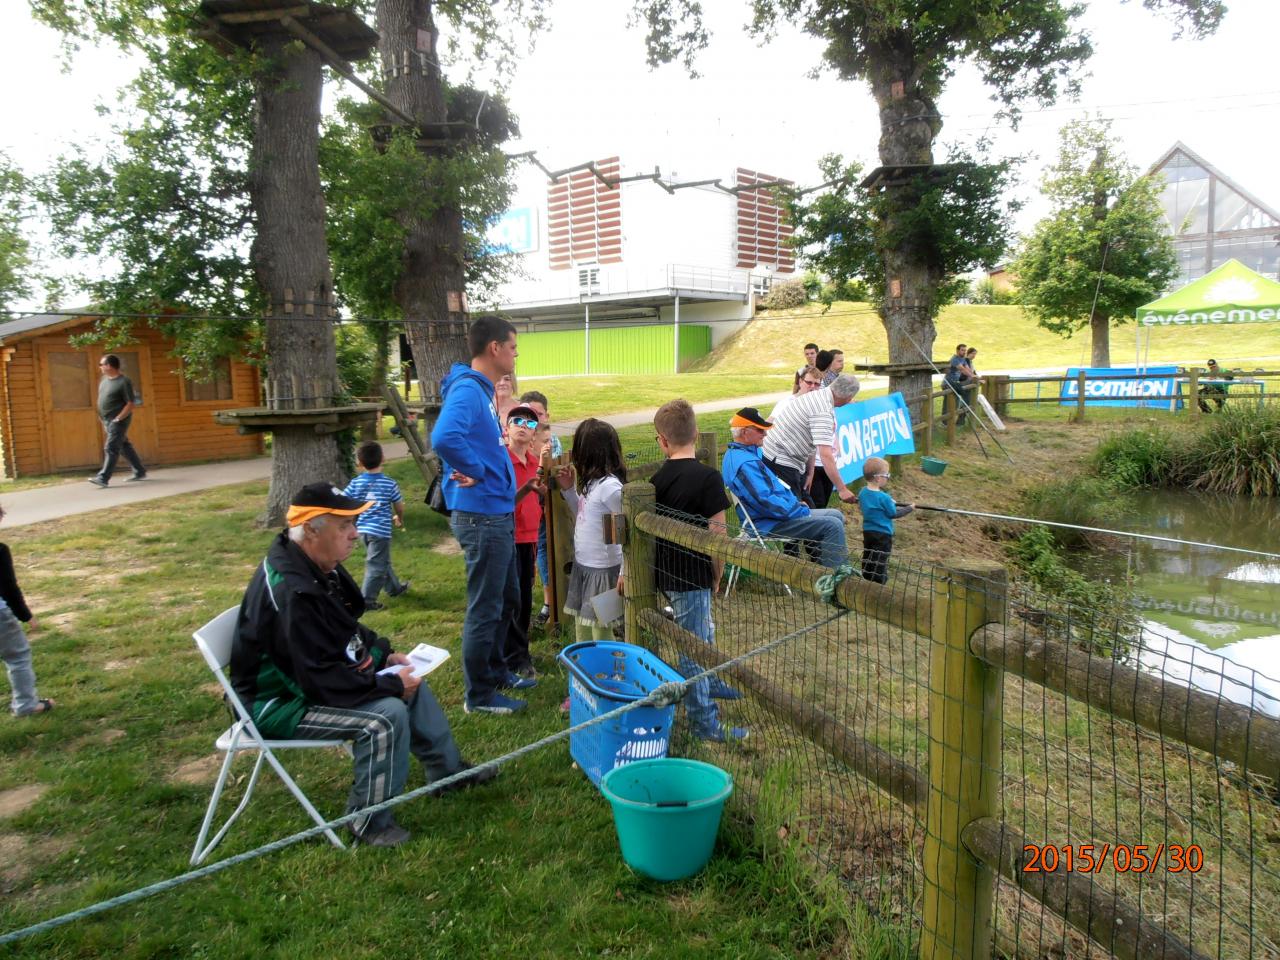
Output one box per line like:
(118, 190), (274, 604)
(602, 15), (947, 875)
(0, 461), (883, 960)
(692, 302), (1280, 376)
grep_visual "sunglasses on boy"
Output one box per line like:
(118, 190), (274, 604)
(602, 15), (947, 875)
(508, 416), (539, 430)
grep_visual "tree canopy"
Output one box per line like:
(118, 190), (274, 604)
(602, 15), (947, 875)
(1012, 119), (1177, 367)
(0, 153), (34, 313)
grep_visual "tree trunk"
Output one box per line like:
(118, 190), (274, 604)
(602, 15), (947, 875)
(376, 0), (471, 443)
(870, 53), (946, 419)
(1088, 150), (1111, 369)
(1090, 310), (1111, 367)
(362, 322), (392, 441)
(249, 33), (345, 525)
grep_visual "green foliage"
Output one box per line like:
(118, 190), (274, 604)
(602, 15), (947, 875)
(968, 277), (1015, 305)
(1182, 406), (1280, 497)
(758, 277), (809, 310)
(1013, 119), (1177, 342)
(1091, 427), (1181, 488)
(0, 152), (34, 312)
(1008, 525), (1137, 657)
(790, 151), (1020, 316)
(1089, 408), (1280, 497)
(1019, 475), (1131, 547)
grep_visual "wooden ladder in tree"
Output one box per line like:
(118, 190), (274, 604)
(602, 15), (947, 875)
(381, 384), (438, 485)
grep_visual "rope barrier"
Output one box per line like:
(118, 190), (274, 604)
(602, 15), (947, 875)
(0, 607), (848, 947)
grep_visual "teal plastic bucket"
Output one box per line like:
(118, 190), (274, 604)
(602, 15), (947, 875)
(920, 456), (948, 476)
(600, 758), (733, 881)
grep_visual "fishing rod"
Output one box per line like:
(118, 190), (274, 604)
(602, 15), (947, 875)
(897, 328), (1015, 464)
(915, 504), (1280, 561)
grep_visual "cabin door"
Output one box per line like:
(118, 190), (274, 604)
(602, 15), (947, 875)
(37, 343), (158, 471)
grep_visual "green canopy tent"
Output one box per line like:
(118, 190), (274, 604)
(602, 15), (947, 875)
(1134, 259), (1280, 406)
(1138, 258), (1280, 328)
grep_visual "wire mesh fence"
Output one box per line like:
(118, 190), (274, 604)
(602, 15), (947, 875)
(612, 484), (1280, 960)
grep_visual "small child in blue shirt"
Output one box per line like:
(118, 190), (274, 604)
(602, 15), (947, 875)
(857, 456), (914, 585)
(343, 442), (407, 611)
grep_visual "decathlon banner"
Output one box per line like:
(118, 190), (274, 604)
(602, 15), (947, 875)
(833, 392), (916, 484)
(1059, 366), (1181, 409)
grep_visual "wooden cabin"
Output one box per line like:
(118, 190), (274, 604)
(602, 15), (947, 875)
(0, 312), (264, 478)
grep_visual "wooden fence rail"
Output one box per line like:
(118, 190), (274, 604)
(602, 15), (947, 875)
(618, 485), (1264, 960)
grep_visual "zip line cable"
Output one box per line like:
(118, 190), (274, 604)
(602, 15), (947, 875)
(914, 505), (1280, 561)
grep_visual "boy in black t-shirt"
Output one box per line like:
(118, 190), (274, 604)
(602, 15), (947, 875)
(651, 400), (748, 743)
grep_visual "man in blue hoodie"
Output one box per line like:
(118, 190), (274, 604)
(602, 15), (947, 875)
(721, 408), (848, 569)
(431, 316), (532, 715)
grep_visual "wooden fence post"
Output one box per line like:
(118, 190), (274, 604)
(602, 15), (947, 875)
(1075, 370), (1087, 423)
(622, 481), (657, 646)
(922, 403), (933, 457)
(543, 453), (574, 634)
(993, 376), (1010, 419)
(1188, 368), (1200, 419)
(696, 430), (719, 470)
(921, 561), (1007, 960)
(944, 389), (957, 445)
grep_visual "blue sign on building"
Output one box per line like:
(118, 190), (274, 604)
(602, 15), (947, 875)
(1059, 366), (1181, 409)
(833, 392), (916, 484)
(485, 207), (539, 254)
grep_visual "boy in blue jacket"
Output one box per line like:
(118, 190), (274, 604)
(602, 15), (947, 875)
(430, 316), (532, 715)
(857, 456), (914, 585)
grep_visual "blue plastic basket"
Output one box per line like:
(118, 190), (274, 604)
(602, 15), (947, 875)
(558, 640), (684, 787)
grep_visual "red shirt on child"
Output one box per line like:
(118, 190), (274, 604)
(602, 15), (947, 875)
(509, 446), (543, 544)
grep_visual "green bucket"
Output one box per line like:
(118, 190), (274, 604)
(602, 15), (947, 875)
(920, 456), (948, 476)
(600, 758), (734, 881)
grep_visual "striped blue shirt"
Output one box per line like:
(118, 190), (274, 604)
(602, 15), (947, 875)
(343, 472), (403, 538)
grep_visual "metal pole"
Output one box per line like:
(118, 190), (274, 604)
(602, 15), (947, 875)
(584, 302), (590, 375)
(673, 295), (681, 374)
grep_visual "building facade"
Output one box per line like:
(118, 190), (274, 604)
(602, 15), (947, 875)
(1148, 142), (1280, 287)
(482, 156), (796, 374)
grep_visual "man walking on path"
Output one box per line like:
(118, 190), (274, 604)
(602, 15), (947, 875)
(431, 316), (527, 715)
(89, 354), (146, 488)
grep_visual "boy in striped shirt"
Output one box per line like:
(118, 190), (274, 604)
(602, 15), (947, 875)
(344, 442), (408, 611)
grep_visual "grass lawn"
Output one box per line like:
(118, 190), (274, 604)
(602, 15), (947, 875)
(0, 458), (903, 959)
(694, 302), (1280, 375)
(519, 373), (793, 422)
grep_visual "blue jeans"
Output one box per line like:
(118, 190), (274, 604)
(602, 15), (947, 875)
(536, 519), (549, 587)
(294, 688), (462, 836)
(360, 534), (404, 602)
(450, 511), (520, 706)
(95, 417), (145, 483)
(1, 608), (39, 715)
(667, 589), (721, 739)
(766, 509), (849, 569)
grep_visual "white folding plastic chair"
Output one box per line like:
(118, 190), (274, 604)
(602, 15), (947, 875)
(722, 491), (794, 598)
(190, 606), (348, 865)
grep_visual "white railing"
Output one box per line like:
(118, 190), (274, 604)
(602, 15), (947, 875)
(492, 262), (755, 308)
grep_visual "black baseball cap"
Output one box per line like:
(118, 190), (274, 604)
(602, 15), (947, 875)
(730, 407), (773, 430)
(286, 482), (373, 527)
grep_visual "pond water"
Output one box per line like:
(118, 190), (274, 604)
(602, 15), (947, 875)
(1073, 490), (1280, 716)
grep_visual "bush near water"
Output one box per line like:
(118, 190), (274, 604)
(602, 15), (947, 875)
(1092, 405), (1280, 497)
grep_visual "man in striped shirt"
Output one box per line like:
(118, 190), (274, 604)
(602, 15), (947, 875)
(343, 442), (407, 611)
(761, 373), (861, 508)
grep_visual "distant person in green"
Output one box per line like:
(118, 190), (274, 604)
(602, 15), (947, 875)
(1197, 359), (1233, 413)
(88, 354), (146, 488)
(857, 456), (914, 585)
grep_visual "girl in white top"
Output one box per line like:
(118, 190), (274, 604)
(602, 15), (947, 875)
(556, 418), (626, 642)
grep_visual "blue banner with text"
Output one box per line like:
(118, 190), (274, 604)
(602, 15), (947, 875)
(833, 392), (916, 485)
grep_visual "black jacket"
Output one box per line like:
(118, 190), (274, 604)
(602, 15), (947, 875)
(0, 544), (32, 622)
(230, 531), (403, 737)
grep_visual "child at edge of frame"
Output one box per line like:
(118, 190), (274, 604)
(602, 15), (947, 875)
(857, 455), (914, 585)
(650, 398), (748, 744)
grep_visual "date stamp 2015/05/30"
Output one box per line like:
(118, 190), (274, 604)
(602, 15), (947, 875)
(1022, 844), (1204, 875)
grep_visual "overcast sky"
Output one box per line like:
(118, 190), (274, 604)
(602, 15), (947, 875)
(2, 0), (1278, 309)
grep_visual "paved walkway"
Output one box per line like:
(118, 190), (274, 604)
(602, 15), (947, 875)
(0, 390), (807, 528)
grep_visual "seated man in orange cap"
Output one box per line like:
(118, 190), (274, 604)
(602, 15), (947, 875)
(721, 408), (849, 569)
(230, 482), (494, 848)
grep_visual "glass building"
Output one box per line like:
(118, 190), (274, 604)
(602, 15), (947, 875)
(1149, 142), (1280, 287)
